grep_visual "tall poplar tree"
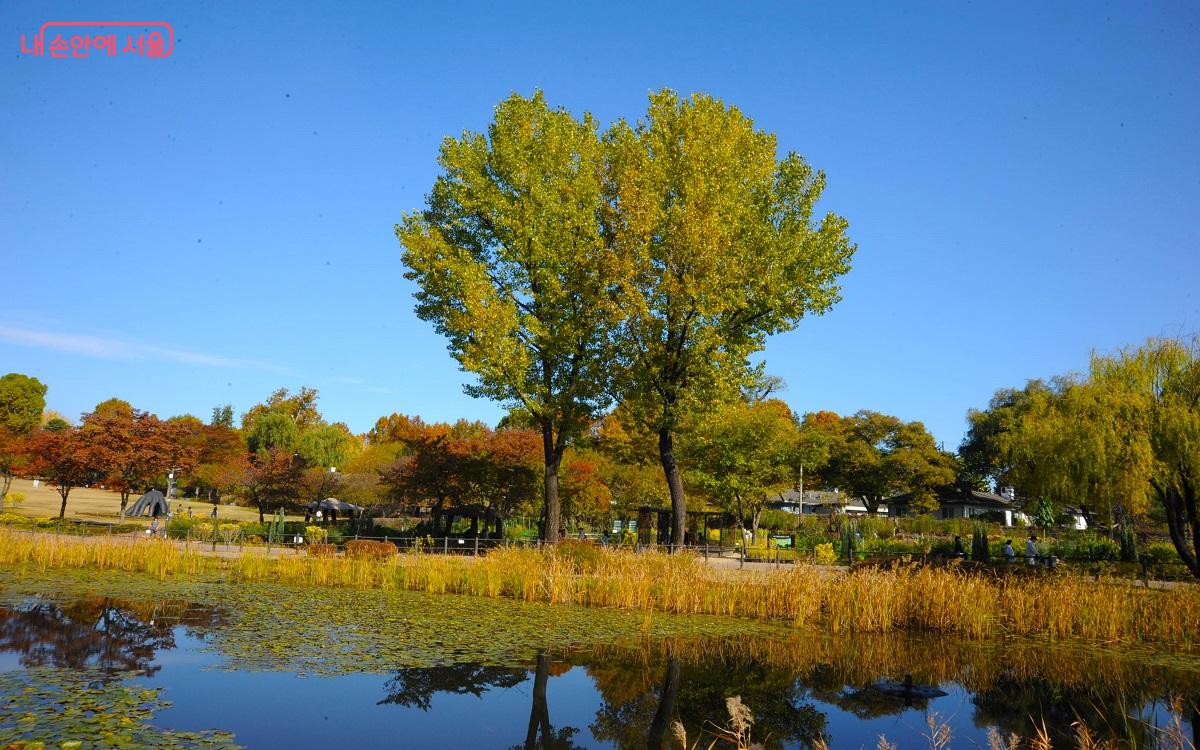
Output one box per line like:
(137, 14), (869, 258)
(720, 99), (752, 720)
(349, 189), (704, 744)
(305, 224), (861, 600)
(398, 92), (622, 542)
(604, 91), (855, 546)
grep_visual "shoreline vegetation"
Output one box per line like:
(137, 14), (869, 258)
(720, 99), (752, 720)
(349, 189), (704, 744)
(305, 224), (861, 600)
(1, 530), (1197, 645)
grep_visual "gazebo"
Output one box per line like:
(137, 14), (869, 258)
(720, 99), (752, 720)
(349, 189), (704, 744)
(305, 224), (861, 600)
(305, 497), (365, 523)
(634, 506), (734, 548)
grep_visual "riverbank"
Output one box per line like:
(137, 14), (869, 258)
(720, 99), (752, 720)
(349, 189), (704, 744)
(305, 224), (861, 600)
(2, 528), (1197, 644)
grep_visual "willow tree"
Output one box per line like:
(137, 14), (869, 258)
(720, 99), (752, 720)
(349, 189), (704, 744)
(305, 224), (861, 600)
(984, 338), (1200, 577)
(1090, 338), (1200, 577)
(398, 92), (622, 542)
(604, 91), (855, 547)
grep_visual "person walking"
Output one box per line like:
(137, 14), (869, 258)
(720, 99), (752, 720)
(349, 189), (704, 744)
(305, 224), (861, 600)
(1025, 535), (1038, 566)
(952, 535), (965, 559)
(1003, 539), (1015, 563)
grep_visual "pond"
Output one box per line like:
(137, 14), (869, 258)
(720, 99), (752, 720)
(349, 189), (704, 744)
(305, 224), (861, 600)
(0, 567), (1196, 749)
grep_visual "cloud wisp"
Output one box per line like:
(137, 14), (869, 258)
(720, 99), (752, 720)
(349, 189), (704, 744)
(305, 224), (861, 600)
(0, 323), (292, 375)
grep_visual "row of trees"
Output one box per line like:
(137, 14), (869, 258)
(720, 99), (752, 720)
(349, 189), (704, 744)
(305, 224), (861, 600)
(3, 369), (962, 537)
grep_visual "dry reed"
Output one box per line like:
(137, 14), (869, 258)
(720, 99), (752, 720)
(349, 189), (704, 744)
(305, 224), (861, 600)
(2, 529), (1198, 644)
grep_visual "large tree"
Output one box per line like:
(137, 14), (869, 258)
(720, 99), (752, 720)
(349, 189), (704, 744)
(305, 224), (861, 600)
(807, 410), (957, 514)
(243, 448), (304, 523)
(0, 373), (47, 502)
(0, 373), (48, 436)
(81, 406), (188, 521)
(398, 91), (623, 543)
(970, 374), (1153, 526)
(605, 91), (855, 547)
(26, 428), (96, 519)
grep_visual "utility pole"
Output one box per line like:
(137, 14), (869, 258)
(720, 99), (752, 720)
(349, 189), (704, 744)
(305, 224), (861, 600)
(794, 463), (804, 532)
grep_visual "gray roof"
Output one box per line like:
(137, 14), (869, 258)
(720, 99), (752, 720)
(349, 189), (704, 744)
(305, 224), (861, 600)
(888, 487), (1014, 508)
(308, 497), (365, 514)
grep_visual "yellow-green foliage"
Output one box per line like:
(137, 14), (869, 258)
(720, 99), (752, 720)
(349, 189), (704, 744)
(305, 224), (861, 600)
(2, 528), (1198, 644)
(304, 525), (327, 544)
(814, 543), (836, 565)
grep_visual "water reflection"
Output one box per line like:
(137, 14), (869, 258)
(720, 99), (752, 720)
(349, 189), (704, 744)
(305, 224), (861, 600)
(371, 635), (1197, 749)
(0, 596), (221, 676)
(1, 590), (1196, 749)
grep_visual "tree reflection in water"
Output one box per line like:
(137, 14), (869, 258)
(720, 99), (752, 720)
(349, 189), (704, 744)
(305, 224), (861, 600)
(370, 629), (1195, 748)
(588, 648), (827, 750)
(377, 653), (587, 749)
(0, 596), (221, 677)
(586, 635), (1197, 749)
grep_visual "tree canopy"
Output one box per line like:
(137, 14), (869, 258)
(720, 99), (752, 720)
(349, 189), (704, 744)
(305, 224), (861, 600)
(977, 338), (1200, 577)
(683, 399), (800, 536)
(604, 90), (855, 546)
(804, 410), (956, 514)
(0, 373), (47, 436)
(398, 91), (625, 542)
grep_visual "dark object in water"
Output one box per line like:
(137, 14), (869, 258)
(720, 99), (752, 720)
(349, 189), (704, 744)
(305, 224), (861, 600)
(874, 673), (948, 702)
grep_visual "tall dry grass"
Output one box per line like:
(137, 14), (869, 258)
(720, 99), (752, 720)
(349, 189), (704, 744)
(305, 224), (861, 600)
(2, 529), (1198, 644)
(0, 528), (206, 579)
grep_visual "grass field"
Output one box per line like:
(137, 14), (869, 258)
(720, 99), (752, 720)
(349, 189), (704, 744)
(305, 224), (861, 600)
(1, 478), (281, 525)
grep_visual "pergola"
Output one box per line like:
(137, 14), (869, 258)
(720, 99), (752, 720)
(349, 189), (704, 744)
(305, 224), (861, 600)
(633, 506), (734, 547)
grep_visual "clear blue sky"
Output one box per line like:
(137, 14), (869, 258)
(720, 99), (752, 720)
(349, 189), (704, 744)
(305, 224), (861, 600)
(2, 1), (1198, 449)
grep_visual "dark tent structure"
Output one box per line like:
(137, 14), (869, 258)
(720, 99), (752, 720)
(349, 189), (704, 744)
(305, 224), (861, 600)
(129, 489), (170, 518)
(305, 497), (365, 523)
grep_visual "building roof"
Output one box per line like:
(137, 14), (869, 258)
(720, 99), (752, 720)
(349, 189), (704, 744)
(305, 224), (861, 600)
(888, 486), (1014, 509)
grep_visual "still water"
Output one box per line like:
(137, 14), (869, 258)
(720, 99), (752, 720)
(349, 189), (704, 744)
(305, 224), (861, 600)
(0, 576), (1196, 749)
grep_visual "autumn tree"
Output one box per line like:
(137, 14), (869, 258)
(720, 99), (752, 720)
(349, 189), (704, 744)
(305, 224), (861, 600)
(80, 406), (180, 521)
(398, 91), (624, 543)
(241, 387), (322, 433)
(379, 427), (542, 532)
(684, 400), (799, 538)
(589, 407), (672, 521)
(189, 424), (248, 504)
(807, 410), (956, 515)
(604, 90), (856, 546)
(244, 448), (304, 523)
(559, 448), (613, 526)
(369, 413), (447, 446)
(0, 372), (46, 502)
(26, 428), (97, 519)
(968, 374), (1153, 526)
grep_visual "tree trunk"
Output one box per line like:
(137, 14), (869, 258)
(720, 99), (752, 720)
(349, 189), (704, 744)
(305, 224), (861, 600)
(1157, 477), (1200, 579)
(1, 473), (12, 503)
(523, 652), (552, 750)
(119, 492), (130, 523)
(58, 490), (69, 519)
(257, 501), (265, 524)
(542, 423), (563, 544)
(647, 657), (682, 750)
(658, 429), (687, 551)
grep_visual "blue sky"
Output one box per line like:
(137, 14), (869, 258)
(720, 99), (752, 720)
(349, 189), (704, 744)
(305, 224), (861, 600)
(2, 1), (1197, 449)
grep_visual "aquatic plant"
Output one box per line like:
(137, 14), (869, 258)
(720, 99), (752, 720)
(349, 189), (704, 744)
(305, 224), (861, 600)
(0, 667), (240, 749)
(3, 528), (1199, 644)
